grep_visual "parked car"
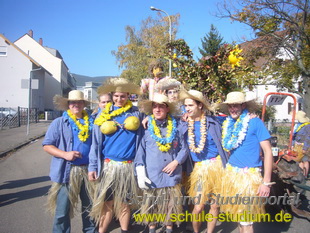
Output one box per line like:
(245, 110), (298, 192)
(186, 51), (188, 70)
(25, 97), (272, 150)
(0, 107), (17, 118)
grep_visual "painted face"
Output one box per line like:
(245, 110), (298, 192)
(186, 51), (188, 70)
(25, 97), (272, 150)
(167, 89), (179, 102)
(68, 100), (85, 117)
(113, 92), (129, 107)
(98, 94), (112, 109)
(184, 98), (203, 119)
(152, 103), (170, 120)
(228, 103), (246, 120)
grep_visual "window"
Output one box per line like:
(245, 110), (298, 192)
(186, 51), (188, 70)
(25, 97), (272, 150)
(0, 46), (7, 56)
(88, 90), (91, 101)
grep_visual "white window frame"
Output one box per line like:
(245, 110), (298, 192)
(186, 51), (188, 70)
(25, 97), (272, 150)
(0, 46), (7, 56)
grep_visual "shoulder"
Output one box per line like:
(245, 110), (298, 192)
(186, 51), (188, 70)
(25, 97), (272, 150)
(50, 116), (66, 127)
(206, 115), (221, 126)
(131, 105), (139, 112)
(177, 119), (188, 133)
(249, 117), (264, 126)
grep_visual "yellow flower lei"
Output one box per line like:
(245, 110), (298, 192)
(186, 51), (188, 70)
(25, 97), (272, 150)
(94, 100), (133, 126)
(67, 110), (90, 142)
(188, 113), (207, 153)
(151, 115), (174, 152)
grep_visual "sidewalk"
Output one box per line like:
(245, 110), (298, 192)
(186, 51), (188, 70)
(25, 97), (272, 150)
(0, 120), (52, 158)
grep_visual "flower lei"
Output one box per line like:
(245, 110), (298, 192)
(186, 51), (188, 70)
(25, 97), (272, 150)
(148, 114), (177, 152)
(94, 100), (133, 126)
(222, 109), (250, 152)
(188, 113), (207, 153)
(64, 110), (94, 142)
(295, 122), (310, 133)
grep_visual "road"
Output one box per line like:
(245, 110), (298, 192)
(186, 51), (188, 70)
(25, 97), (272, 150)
(0, 138), (309, 233)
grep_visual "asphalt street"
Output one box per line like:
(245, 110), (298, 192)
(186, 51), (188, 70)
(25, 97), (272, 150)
(0, 137), (309, 233)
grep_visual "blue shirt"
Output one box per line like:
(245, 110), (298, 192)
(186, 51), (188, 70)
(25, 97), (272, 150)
(71, 119), (92, 165)
(102, 106), (137, 161)
(43, 114), (94, 183)
(135, 118), (189, 188)
(189, 121), (219, 162)
(88, 105), (144, 174)
(42, 117), (73, 183)
(228, 118), (271, 168)
(180, 116), (229, 171)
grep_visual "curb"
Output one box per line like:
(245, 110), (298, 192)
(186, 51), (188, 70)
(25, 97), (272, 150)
(0, 133), (46, 159)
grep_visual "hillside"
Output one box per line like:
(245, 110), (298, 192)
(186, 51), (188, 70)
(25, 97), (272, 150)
(71, 73), (116, 86)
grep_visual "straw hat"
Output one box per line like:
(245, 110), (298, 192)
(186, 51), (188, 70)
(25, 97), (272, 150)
(155, 78), (182, 93)
(179, 89), (211, 111)
(53, 90), (90, 111)
(296, 111), (310, 123)
(219, 91), (258, 113)
(97, 78), (141, 95)
(138, 93), (178, 116)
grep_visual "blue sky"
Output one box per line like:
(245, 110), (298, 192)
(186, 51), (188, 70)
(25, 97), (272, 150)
(0, 0), (254, 77)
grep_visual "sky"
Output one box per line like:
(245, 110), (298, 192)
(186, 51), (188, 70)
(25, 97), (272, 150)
(0, 0), (254, 77)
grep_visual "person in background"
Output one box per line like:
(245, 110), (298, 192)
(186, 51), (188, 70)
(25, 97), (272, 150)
(43, 90), (97, 233)
(141, 60), (170, 100)
(92, 93), (112, 117)
(220, 91), (273, 233)
(293, 110), (310, 177)
(135, 93), (188, 233)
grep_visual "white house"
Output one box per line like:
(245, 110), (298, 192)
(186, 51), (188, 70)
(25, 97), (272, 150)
(241, 34), (303, 122)
(14, 30), (76, 109)
(0, 34), (53, 111)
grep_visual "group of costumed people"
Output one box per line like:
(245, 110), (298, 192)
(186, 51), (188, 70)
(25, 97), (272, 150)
(43, 69), (275, 233)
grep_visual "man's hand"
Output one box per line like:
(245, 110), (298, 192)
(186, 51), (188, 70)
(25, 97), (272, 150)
(142, 116), (149, 129)
(257, 184), (271, 197)
(162, 160), (179, 176)
(181, 112), (189, 122)
(63, 151), (82, 161)
(88, 171), (97, 181)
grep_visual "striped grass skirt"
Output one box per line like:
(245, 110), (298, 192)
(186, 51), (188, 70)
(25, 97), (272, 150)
(137, 184), (183, 226)
(46, 165), (95, 217)
(90, 159), (139, 224)
(188, 156), (224, 204)
(219, 164), (265, 218)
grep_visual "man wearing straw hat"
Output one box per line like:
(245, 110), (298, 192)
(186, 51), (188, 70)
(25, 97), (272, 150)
(219, 91), (273, 233)
(134, 93), (188, 233)
(42, 90), (97, 233)
(179, 90), (229, 233)
(293, 110), (310, 177)
(88, 78), (143, 233)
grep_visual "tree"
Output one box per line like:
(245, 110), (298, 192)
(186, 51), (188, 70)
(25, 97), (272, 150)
(111, 14), (180, 84)
(217, 0), (310, 115)
(167, 39), (258, 103)
(199, 24), (225, 57)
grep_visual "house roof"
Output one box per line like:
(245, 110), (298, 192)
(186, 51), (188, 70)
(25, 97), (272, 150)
(1, 34), (41, 67)
(14, 33), (70, 71)
(239, 30), (288, 68)
(0, 34), (52, 76)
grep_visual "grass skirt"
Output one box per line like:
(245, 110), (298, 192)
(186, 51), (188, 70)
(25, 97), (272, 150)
(69, 165), (96, 215)
(137, 184), (183, 226)
(220, 164), (265, 219)
(90, 159), (139, 224)
(46, 182), (64, 216)
(46, 165), (95, 218)
(188, 156), (223, 204)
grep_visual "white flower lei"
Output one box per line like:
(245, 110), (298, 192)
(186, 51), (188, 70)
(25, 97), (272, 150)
(222, 109), (250, 151)
(188, 113), (207, 153)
